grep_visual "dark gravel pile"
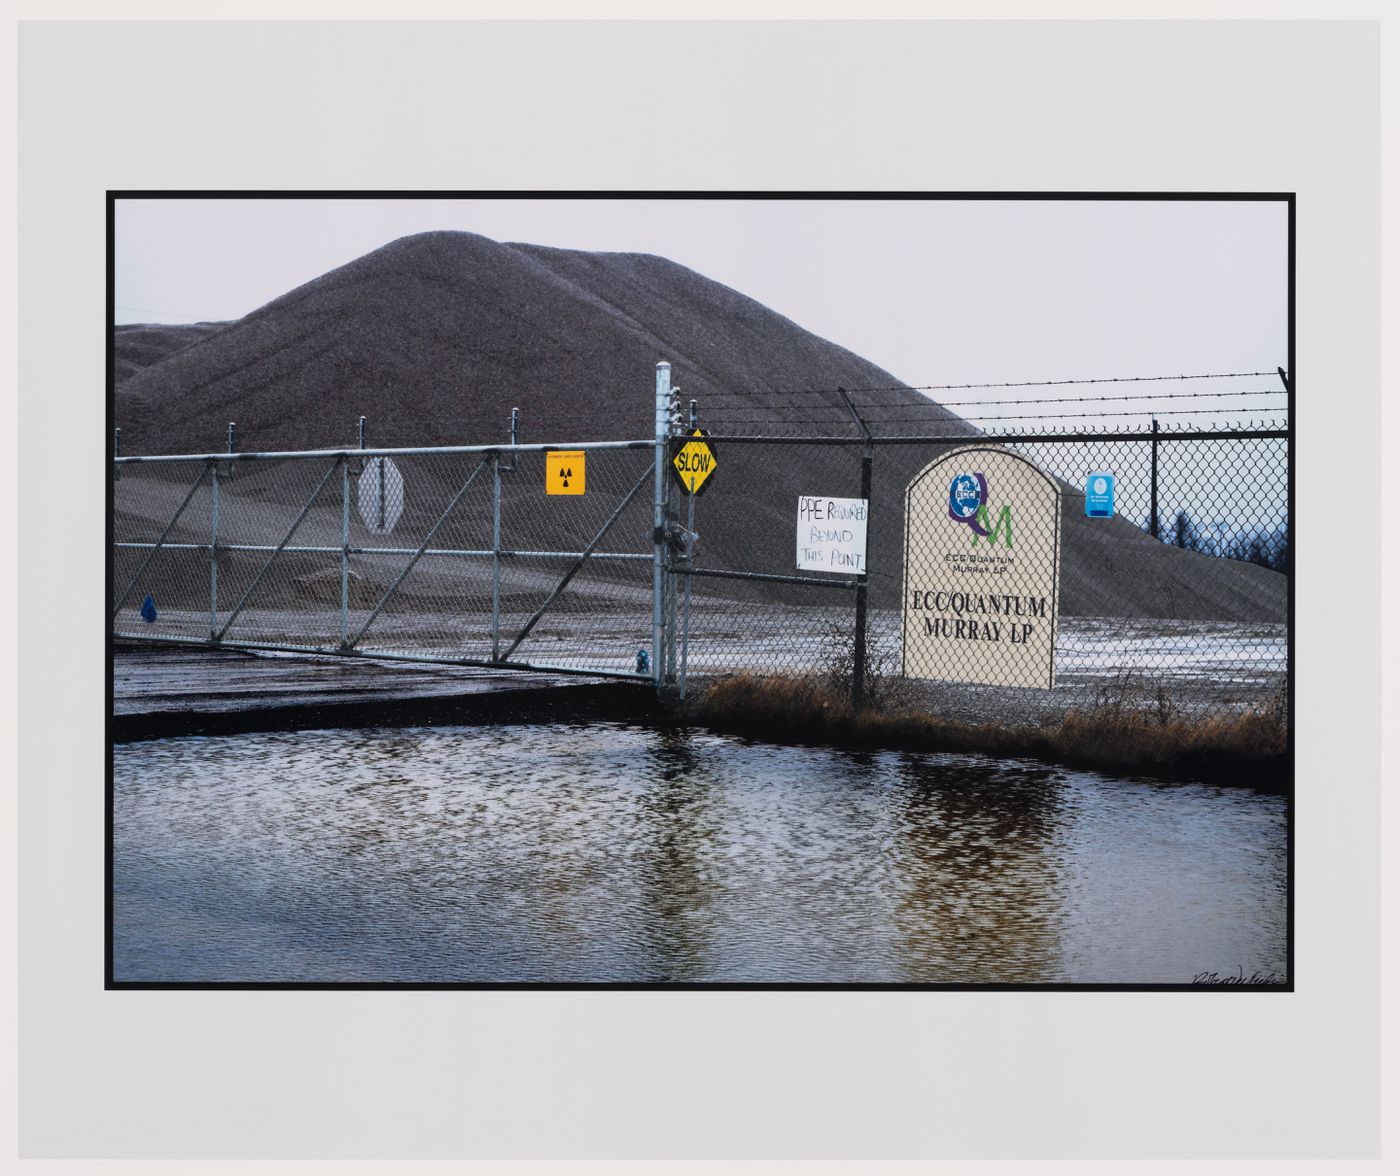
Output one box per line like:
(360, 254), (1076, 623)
(114, 321), (228, 386)
(115, 230), (964, 452)
(113, 230), (1285, 622)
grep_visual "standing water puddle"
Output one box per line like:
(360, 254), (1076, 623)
(113, 723), (1286, 984)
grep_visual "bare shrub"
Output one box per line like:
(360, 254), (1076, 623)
(818, 621), (917, 715)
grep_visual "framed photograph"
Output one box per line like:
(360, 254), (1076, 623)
(109, 192), (1292, 990)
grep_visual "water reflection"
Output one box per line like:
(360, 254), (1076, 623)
(112, 723), (1287, 984)
(634, 729), (720, 980)
(889, 756), (1070, 983)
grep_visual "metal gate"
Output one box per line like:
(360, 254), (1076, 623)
(113, 425), (687, 684)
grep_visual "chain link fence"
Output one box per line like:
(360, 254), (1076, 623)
(676, 423), (1288, 725)
(114, 442), (660, 677)
(113, 397), (1289, 729)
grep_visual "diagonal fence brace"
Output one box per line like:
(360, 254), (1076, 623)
(112, 460), (212, 617)
(346, 456), (490, 650)
(215, 456), (343, 642)
(499, 462), (654, 663)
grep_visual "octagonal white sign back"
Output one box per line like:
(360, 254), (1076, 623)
(357, 456), (405, 534)
(901, 446), (1062, 689)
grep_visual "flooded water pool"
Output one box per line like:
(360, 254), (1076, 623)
(112, 723), (1287, 984)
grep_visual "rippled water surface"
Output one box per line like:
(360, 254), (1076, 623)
(113, 724), (1287, 984)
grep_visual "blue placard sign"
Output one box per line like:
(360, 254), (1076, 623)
(1085, 471), (1115, 518)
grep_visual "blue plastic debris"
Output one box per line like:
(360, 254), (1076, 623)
(635, 648), (649, 674)
(140, 593), (158, 623)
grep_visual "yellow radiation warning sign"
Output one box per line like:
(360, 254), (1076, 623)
(671, 429), (718, 494)
(546, 450), (585, 495)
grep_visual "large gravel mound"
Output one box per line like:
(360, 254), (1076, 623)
(113, 231), (1285, 622)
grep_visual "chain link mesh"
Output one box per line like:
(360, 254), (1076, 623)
(679, 427), (1288, 724)
(114, 422), (1288, 725)
(114, 445), (658, 676)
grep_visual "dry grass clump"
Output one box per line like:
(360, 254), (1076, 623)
(1050, 672), (1288, 776)
(1052, 699), (1287, 780)
(699, 671), (856, 730)
(690, 672), (1029, 766)
(685, 671), (1287, 790)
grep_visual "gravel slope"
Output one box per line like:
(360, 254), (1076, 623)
(113, 231), (1285, 622)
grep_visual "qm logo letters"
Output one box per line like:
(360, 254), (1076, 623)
(948, 471), (1013, 549)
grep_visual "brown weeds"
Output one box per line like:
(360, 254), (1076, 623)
(685, 672), (1287, 790)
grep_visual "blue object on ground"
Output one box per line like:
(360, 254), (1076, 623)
(635, 648), (649, 674)
(141, 594), (158, 623)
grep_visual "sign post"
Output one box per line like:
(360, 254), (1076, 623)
(670, 410), (711, 699)
(901, 446), (1061, 689)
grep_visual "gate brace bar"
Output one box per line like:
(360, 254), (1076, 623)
(345, 457), (490, 650)
(112, 460), (212, 617)
(216, 456), (343, 641)
(499, 461), (655, 663)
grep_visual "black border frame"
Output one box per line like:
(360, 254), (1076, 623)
(106, 190), (1295, 993)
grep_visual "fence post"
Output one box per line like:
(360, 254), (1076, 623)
(209, 463), (220, 640)
(837, 386), (873, 710)
(491, 450), (503, 662)
(340, 454), (350, 647)
(652, 361), (671, 689)
(1149, 416), (1160, 540)
(493, 407), (519, 659)
(664, 388), (680, 684)
(852, 448), (873, 709)
(225, 422), (237, 481)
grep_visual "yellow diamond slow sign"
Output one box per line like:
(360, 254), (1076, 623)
(671, 429), (717, 495)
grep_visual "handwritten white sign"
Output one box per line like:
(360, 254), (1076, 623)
(796, 496), (868, 575)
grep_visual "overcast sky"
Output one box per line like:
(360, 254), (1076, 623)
(114, 197), (1289, 425)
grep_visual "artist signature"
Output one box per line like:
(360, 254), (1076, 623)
(1191, 966), (1283, 985)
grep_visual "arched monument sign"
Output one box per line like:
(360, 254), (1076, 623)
(902, 446), (1062, 689)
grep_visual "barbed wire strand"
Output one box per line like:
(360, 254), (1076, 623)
(695, 369), (1280, 400)
(817, 407), (1285, 423)
(705, 404), (1289, 424)
(862, 389), (1285, 408)
(700, 388), (1286, 408)
(700, 419), (1289, 441)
